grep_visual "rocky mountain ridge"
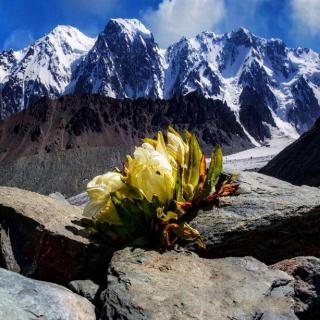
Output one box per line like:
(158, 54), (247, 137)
(0, 93), (252, 163)
(1, 19), (320, 145)
(0, 93), (253, 196)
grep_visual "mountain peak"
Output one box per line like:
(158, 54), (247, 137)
(229, 26), (253, 38)
(227, 26), (254, 46)
(44, 25), (95, 47)
(0, 24), (95, 117)
(50, 25), (79, 34)
(105, 18), (152, 40)
(237, 26), (251, 34)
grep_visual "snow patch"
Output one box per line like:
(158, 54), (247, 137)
(110, 18), (152, 41)
(223, 135), (295, 172)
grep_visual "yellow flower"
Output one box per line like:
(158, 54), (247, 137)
(166, 127), (189, 166)
(84, 172), (124, 218)
(95, 198), (123, 225)
(126, 142), (175, 204)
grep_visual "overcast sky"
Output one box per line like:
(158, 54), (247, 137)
(0, 0), (319, 51)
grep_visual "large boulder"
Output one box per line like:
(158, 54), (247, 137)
(68, 279), (100, 305)
(0, 186), (113, 284)
(102, 247), (297, 319)
(190, 171), (320, 264)
(0, 267), (96, 320)
(260, 117), (320, 187)
(270, 256), (320, 320)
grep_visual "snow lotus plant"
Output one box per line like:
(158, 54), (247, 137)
(83, 127), (239, 249)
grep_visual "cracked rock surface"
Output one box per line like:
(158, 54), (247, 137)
(102, 247), (297, 320)
(190, 172), (320, 263)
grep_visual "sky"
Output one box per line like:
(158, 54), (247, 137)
(0, 0), (320, 51)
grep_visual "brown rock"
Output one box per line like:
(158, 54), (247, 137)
(0, 186), (113, 284)
(270, 256), (320, 320)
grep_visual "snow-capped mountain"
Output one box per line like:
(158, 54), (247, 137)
(68, 18), (165, 99)
(1, 19), (320, 145)
(0, 25), (94, 118)
(165, 28), (320, 143)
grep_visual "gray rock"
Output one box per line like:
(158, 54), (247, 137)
(0, 186), (113, 284)
(68, 192), (90, 208)
(49, 191), (68, 203)
(69, 279), (100, 304)
(270, 256), (320, 320)
(190, 172), (320, 263)
(102, 247), (297, 320)
(0, 267), (96, 320)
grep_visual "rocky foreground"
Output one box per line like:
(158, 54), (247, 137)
(0, 171), (320, 319)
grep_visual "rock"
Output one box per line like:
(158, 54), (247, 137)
(0, 186), (113, 284)
(0, 267), (96, 320)
(68, 191), (90, 208)
(270, 256), (320, 320)
(69, 279), (100, 304)
(190, 171), (320, 264)
(49, 191), (68, 203)
(102, 247), (297, 319)
(260, 117), (320, 187)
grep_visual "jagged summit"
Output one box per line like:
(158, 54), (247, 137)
(228, 27), (253, 41)
(105, 18), (153, 40)
(34, 25), (95, 54)
(237, 26), (251, 34)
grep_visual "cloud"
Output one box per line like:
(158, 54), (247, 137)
(3, 29), (34, 50)
(142, 0), (272, 47)
(142, 0), (225, 47)
(291, 0), (320, 36)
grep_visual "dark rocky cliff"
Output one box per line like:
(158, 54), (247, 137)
(0, 93), (252, 195)
(260, 117), (320, 186)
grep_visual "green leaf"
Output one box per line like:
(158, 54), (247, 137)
(184, 133), (202, 199)
(173, 163), (184, 202)
(203, 145), (223, 197)
(156, 208), (178, 222)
